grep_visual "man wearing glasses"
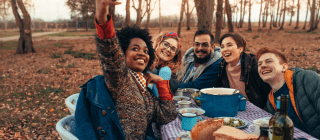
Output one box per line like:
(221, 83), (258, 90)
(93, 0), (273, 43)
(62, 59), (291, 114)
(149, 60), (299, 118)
(178, 29), (222, 89)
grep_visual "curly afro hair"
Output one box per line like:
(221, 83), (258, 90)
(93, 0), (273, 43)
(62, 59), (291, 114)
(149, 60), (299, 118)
(116, 25), (155, 73)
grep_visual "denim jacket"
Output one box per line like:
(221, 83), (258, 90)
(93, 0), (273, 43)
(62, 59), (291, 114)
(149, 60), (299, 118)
(75, 75), (156, 140)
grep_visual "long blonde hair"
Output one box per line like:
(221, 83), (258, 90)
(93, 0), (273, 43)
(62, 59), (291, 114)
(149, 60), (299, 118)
(152, 32), (182, 74)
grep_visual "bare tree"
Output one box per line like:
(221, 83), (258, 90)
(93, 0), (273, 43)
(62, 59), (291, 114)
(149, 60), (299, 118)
(159, 0), (162, 32)
(125, 0), (131, 26)
(185, 0), (195, 30)
(315, 0), (320, 29)
(194, 0), (215, 31)
(289, 0), (294, 26)
(239, 0), (243, 27)
(303, 0), (310, 29)
(145, 0), (157, 29)
(263, 0), (269, 27)
(294, 0), (300, 29)
(308, 0), (316, 31)
(240, 0), (247, 27)
(132, 0), (146, 27)
(215, 0), (223, 43)
(226, 0), (234, 32)
(274, 0), (281, 27)
(247, 0), (252, 31)
(279, 0), (286, 30)
(234, 0), (239, 27)
(178, 0), (186, 37)
(258, 0), (263, 31)
(11, 0), (35, 54)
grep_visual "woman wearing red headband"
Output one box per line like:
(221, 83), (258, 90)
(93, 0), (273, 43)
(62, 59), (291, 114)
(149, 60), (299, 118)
(152, 32), (182, 76)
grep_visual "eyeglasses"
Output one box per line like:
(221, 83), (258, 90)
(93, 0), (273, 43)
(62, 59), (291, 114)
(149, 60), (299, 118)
(193, 42), (210, 48)
(162, 41), (179, 54)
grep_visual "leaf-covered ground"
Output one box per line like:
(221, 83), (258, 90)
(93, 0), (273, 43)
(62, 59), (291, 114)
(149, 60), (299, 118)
(0, 25), (319, 139)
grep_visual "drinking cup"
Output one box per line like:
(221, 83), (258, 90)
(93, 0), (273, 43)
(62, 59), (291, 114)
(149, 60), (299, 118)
(238, 97), (246, 111)
(181, 113), (202, 131)
(178, 101), (191, 109)
(175, 90), (183, 96)
(249, 119), (269, 135)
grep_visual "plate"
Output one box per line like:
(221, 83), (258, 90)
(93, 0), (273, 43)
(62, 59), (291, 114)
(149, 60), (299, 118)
(173, 96), (190, 101)
(215, 117), (248, 129)
(178, 108), (205, 116)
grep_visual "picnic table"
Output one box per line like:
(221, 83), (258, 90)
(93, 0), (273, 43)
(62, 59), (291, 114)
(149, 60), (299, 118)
(160, 100), (317, 140)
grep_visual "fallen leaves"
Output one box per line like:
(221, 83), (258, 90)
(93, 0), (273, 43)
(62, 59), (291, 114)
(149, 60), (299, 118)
(49, 109), (55, 112)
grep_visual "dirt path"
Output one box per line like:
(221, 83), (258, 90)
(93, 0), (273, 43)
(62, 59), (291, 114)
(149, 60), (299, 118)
(0, 31), (64, 41)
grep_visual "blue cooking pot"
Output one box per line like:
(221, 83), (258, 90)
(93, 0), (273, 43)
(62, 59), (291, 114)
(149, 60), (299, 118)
(195, 88), (244, 118)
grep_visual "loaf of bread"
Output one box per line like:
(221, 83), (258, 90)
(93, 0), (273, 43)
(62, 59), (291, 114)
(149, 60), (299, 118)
(190, 118), (224, 140)
(212, 126), (250, 140)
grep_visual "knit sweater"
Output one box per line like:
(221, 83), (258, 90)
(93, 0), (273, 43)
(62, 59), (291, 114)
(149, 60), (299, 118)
(226, 63), (247, 98)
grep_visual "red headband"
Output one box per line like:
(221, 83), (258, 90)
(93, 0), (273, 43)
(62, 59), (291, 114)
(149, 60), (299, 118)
(163, 32), (181, 48)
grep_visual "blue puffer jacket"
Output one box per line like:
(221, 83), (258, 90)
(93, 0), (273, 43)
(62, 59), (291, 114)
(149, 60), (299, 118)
(75, 75), (156, 140)
(267, 68), (320, 139)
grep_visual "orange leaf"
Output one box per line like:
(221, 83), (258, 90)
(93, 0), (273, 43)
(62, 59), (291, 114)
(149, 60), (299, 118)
(15, 108), (19, 111)
(14, 132), (20, 138)
(63, 108), (69, 112)
(49, 109), (54, 112)
(49, 123), (54, 126)
(27, 93), (31, 95)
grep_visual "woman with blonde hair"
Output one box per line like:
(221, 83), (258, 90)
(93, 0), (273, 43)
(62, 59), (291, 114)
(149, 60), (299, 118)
(148, 32), (183, 97)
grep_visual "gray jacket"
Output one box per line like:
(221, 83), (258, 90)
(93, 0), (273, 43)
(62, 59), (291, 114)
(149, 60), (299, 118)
(267, 67), (320, 139)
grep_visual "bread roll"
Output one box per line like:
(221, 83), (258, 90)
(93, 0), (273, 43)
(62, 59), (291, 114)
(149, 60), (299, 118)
(190, 118), (224, 140)
(212, 126), (249, 140)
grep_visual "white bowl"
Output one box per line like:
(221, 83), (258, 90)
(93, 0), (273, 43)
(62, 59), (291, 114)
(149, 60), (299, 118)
(178, 108), (205, 116)
(173, 96), (190, 102)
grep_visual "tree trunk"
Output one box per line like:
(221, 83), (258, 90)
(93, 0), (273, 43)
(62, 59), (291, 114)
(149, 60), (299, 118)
(278, 0), (283, 26)
(289, 0), (294, 26)
(136, 0), (143, 27)
(263, 1), (269, 27)
(239, 0), (243, 27)
(125, 0), (131, 26)
(194, 0), (215, 32)
(294, 0), (300, 29)
(215, 0), (223, 43)
(185, 0), (195, 30)
(159, 0), (162, 32)
(86, 20), (89, 31)
(226, 0), (233, 32)
(315, 0), (320, 29)
(258, 0), (263, 31)
(279, 0), (286, 30)
(240, 0), (247, 28)
(274, 0), (281, 27)
(235, 0), (238, 27)
(186, 0), (190, 30)
(11, 0), (35, 54)
(247, 0), (252, 31)
(303, 0), (310, 29)
(262, 4), (266, 27)
(308, 0), (316, 31)
(270, 14), (273, 29)
(146, 12), (151, 29)
(178, 0), (186, 37)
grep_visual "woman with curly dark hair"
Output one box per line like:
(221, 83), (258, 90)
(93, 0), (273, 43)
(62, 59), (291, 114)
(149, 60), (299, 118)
(74, 0), (178, 140)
